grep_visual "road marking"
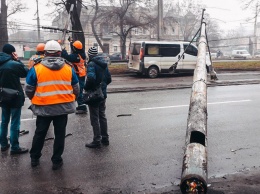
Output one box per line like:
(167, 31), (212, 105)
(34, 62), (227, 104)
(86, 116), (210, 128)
(21, 118), (36, 121)
(139, 99), (252, 110)
(207, 99), (251, 105)
(0, 118), (36, 122)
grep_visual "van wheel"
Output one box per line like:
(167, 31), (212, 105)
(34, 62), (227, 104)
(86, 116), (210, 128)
(147, 66), (159, 78)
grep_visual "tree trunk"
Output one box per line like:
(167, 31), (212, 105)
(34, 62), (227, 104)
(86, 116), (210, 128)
(65, 0), (85, 50)
(0, 0), (8, 50)
(91, 0), (105, 52)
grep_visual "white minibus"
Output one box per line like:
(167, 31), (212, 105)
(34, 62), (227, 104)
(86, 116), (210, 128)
(128, 41), (204, 78)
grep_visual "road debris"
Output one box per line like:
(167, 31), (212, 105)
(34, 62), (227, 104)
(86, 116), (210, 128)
(45, 133), (72, 141)
(8, 130), (29, 139)
(117, 114), (132, 117)
(231, 148), (249, 153)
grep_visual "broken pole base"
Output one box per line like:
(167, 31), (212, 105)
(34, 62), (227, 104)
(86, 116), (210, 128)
(180, 143), (207, 194)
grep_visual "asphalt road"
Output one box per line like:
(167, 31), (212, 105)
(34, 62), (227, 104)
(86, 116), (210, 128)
(1, 71), (260, 194)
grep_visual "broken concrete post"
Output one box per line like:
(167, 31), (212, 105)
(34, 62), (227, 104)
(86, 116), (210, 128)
(180, 21), (208, 194)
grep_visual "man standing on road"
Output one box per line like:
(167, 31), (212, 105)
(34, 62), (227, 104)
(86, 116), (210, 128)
(25, 40), (79, 170)
(85, 47), (112, 148)
(0, 44), (29, 155)
(61, 39), (87, 114)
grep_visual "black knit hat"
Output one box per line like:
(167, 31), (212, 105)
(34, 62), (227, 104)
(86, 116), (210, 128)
(88, 46), (98, 57)
(2, 44), (16, 54)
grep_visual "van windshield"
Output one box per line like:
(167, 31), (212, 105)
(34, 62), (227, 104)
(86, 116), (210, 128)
(130, 43), (141, 55)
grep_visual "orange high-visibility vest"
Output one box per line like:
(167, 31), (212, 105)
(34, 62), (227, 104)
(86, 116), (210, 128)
(28, 54), (44, 69)
(73, 54), (86, 77)
(31, 63), (75, 105)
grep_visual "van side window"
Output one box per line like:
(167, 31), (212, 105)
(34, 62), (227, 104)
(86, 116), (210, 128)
(160, 44), (180, 57)
(145, 44), (160, 55)
(184, 44), (198, 56)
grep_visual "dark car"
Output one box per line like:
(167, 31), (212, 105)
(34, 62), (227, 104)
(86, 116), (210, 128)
(109, 52), (122, 61)
(98, 52), (111, 65)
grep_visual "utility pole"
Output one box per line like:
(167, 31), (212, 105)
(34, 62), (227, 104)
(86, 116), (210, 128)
(157, 0), (163, 41)
(36, 0), (40, 42)
(253, 3), (258, 57)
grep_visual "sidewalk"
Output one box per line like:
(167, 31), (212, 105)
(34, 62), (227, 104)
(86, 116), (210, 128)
(20, 71), (260, 93)
(107, 71), (260, 93)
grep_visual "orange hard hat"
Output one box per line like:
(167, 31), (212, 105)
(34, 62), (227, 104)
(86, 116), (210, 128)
(73, 40), (83, 49)
(36, 43), (45, 52)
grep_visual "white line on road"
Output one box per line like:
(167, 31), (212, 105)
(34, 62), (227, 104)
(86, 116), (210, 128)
(21, 118), (36, 121)
(0, 118), (36, 122)
(139, 99), (252, 111)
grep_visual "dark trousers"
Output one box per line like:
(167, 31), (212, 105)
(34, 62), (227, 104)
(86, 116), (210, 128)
(30, 114), (68, 164)
(88, 100), (108, 142)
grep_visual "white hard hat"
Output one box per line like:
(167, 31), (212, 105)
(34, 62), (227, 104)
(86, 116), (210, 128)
(44, 40), (62, 53)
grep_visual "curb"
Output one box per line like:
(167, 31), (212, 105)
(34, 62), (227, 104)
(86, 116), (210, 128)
(21, 79), (260, 94)
(106, 79), (260, 93)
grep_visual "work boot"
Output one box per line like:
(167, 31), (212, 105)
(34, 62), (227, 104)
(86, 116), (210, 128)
(85, 141), (101, 148)
(52, 161), (63, 170)
(101, 138), (109, 146)
(10, 147), (28, 155)
(75, 105), (88, 114)
(31, 158), (40, 167)
(1, 144), (10, 152)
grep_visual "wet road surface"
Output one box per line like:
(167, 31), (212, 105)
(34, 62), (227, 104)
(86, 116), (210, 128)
(1, 72), (260, 193)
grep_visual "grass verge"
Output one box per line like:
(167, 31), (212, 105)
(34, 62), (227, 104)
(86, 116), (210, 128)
(109, 61), (260, 74)
(213, 61), (260, 71)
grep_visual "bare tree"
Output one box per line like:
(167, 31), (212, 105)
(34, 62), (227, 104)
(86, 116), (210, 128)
(173, 0), (204, 41)
(0, 0), (27, 49)
(94, 0), (156, 58)
(90, 0), (106, 52)
(47, 0), (85, 49)
(240, 0), (260, 55)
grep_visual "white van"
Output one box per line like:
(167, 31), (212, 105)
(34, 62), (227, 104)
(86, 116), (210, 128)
(231, 50), (252, 59)
(127, 41), (203, 78)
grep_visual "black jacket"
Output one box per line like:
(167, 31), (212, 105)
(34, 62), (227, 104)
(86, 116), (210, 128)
(0, 52), (28, 108)
(84, 55), (112, 99)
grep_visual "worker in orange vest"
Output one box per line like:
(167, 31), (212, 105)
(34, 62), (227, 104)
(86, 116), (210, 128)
(61, 39), (87, 114)
(28, 43), (45, 69)
(25, 40), (80, 170)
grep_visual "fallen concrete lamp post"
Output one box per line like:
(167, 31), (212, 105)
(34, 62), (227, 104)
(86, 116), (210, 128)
(180, 21), (208, 194)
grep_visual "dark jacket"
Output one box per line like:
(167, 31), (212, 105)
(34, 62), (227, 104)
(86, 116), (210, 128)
(61, 42), (86, 67)
(0, 52), (28, 108)
(84, 55), (112, 99)
(61, 49), (86, 63)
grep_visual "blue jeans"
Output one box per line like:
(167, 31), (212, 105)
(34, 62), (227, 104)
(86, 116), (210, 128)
(77, 76), (85, 106)
(0, 107), (21, 151)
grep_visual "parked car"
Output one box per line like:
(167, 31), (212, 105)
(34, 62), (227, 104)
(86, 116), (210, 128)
(231, 50), (252, 60)
(254, 51), (260, 58)
(109, 52), (122, 61)
(98, 52), (111, 65)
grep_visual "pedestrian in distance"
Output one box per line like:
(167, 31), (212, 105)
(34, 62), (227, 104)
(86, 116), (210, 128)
(85, 46), (112, 148)
(28, 43), (45, 69)
(61, 38), (88, 114)
(25, 40), (80, 170)
(0, 44), (29, 155)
